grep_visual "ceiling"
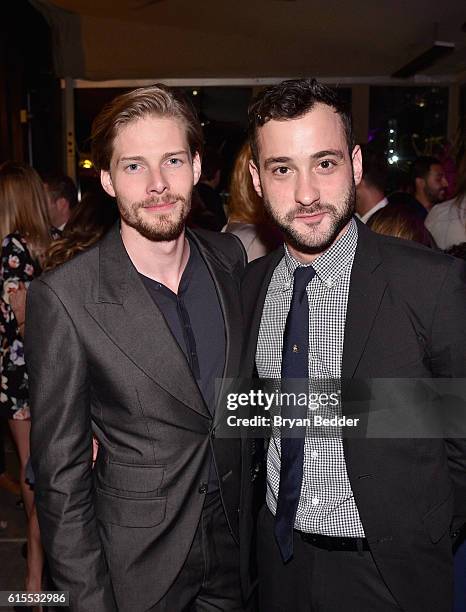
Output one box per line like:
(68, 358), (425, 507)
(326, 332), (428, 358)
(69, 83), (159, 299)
(33, 0), (466, 82)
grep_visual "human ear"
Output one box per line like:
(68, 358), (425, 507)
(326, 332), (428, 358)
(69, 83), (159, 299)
(192, 152), (201, 186)
(351, 145), (363, 186)
(101, 170), (116, 198)
(249, 160), (263, 198)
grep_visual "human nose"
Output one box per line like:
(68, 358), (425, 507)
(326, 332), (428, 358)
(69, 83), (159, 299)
(441, 176), (448, 188)
(146, 167), (168, 195)
(295, 170), (319, 206)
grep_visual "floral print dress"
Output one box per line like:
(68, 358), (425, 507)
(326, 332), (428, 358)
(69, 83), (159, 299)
(0, 233), (39, 420)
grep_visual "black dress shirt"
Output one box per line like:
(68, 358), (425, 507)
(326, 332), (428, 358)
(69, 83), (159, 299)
(140, 237), (226, 490)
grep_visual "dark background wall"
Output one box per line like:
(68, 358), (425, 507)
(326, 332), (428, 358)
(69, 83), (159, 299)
(0, 0), (62, 173)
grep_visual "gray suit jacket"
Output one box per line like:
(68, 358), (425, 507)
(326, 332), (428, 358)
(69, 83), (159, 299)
(25, 224), (246, 611)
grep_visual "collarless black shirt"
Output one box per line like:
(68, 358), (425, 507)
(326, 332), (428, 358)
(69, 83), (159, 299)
(139, 237), (226, 417)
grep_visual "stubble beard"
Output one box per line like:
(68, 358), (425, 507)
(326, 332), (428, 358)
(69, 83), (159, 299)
(117, 192), (191, 242)
(263, 181), (356, 255)
(424, 184), (444, 206)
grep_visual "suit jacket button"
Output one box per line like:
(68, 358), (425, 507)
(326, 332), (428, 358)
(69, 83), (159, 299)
(198, 483), (208, 494)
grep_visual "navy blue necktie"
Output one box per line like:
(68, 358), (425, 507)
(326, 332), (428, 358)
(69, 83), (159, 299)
(274, 265), (315, 562)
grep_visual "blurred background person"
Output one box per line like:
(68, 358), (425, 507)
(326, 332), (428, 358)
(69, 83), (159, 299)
(43, 190), (118, 272)
(192, 145), (227, 231)
(367, 201), (435, 247)
(0, 161), (55, 596)
(223, 142), (281, 261)
(425, 154), (466, 250)
(42, 173), (78, 233)
(355, 146), (388, 223)
(410, 156), (449, 219)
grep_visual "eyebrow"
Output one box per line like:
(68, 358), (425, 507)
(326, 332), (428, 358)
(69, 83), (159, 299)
(263, 149), (344, 169)
(263, 156), (291, 169)
(312, 149), (344, 160)
(117, 150), (189, 164)
(118, 155), (146, 164)
(161, 150), (190, 161)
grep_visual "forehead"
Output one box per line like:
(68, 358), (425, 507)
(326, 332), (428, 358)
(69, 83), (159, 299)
(256, 104), (347, 160)
(428, 164), (444, 177)
(111, 115), (189, 159)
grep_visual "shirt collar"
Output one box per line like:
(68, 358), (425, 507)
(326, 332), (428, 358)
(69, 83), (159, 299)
(358, 197), (388, 224)
(283, 217), (358, 288)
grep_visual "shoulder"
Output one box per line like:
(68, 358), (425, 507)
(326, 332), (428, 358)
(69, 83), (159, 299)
(366, 228), (462, 285)
(190, 228), (247, 270)
(425, 200), (456, 225)
(242, 247), (284, 287)
(36, 240), (100, 295)
(225, 222), (255, 239)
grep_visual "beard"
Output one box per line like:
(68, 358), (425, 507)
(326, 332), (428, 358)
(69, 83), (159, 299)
(424, 184), (444, 206)
(263, 181), (356, 255)
(117, 191), (191, 242)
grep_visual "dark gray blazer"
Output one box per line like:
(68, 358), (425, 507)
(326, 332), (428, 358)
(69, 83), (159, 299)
(25, 224), (246, 611)
(239, 220), (466, 612)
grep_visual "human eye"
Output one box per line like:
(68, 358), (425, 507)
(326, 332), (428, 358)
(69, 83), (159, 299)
(166, 157), (183, 167)
(272, 166), (291, 176)
(317, 159), (337, 173)
(124, 162), (142, 173)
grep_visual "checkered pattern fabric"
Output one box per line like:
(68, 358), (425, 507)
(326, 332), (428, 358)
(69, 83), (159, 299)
(256, 218), (365, 537)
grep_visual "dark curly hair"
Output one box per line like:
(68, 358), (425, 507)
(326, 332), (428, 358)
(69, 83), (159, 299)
(248, 78), (354, 166)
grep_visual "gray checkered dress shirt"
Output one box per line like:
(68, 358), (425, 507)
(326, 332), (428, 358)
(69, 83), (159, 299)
(256, 218), (365, 537)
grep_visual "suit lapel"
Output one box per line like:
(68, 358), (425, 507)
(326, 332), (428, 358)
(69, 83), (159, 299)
(187, 230), (244, 418)
(342, 222), (387, 380)
(85, 225), (209, 419)
(244, 248), (285, 371)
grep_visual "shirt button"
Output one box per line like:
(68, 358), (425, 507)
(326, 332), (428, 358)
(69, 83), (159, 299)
(292, 344), (299, 353)
(198, 483), (208, 494)
(311, 497), (319, 506)
(311, 450), (318, 459)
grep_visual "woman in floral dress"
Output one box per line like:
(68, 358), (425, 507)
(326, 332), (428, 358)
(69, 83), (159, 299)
(0, 161), (55, 595)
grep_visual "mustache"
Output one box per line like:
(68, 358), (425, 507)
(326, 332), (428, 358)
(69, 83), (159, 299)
(286, 203), (337, 218)
(135, 193), (186, 208)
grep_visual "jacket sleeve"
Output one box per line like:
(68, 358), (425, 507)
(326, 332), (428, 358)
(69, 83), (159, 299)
(24, 279), (116, 611)
(431, 258), (466, 535)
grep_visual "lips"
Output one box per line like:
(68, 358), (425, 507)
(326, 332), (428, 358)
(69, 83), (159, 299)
(294, 211), (327, 223)
(143, 200), (177, 210)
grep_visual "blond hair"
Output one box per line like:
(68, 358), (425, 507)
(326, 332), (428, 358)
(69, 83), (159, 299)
(368, 203), (434, 247)
(0, 161), (52, 261)
(227, 143), (267, 225)
(91, 84), (203, 172)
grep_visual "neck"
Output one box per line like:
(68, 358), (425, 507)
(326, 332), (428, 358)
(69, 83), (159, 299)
(356, 188), (384, 217)
(120, 221), (189, 294)
(286, 220), (351, 264)
(414, 190), (433, 211)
